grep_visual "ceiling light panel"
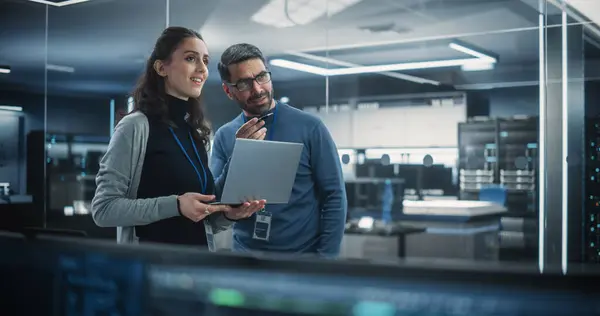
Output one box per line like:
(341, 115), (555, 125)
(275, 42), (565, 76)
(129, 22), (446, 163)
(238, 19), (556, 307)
(271, 57), (486, 76)
(25, 0), (90, 7)
(449, 43), (497, 63)
(46, 64), (75, 73)
(271, 42), (497, 76)
(461, 62), (495, 72)
(270, 59), (329, 75)
(251, 0), (363, 28)
(0, 105), (23, 112)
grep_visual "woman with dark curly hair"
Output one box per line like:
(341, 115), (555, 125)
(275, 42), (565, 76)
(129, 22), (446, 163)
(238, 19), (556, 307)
(91, 27), (265, 248)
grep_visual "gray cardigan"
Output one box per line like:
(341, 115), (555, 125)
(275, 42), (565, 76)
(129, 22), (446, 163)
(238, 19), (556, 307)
(91, 111), (232, 245)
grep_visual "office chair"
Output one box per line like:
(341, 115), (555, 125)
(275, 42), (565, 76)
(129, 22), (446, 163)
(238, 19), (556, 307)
(479, 185), (507, 206)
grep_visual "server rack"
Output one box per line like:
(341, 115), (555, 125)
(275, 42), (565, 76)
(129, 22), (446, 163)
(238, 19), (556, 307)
(26, 131), (108, 220)
(458, 117), (538, 261)
(497, 118), (538, 216)
(585, 118), (600, 263)
(458, 119), (497, 199)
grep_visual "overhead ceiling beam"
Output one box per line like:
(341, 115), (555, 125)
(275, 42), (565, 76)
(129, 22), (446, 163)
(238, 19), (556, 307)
(296, 24), (543, 54)
(547, 0), (600, 41)
(505, 0), (542, 24)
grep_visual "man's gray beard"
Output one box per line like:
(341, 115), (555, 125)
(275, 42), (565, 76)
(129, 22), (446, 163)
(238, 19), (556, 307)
(238, 94), (273, 116)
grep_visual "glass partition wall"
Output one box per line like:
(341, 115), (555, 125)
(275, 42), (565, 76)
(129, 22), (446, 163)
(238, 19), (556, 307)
(315, 0), (542, 264)
(541, 0), (600, 271)
(1, 0), (597, 269)
(43, 0), (168, 238)
(0, 1), (48, 230)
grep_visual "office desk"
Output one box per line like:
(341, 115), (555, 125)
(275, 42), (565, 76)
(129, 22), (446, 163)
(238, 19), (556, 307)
(341, 224), (425, 260)
(400, 200), (506, 261)
(348, 200), (507, 261)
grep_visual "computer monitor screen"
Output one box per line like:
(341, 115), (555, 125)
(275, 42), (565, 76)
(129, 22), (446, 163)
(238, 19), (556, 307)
(0, 234), (145, 316)
(1, 234), (599, 316)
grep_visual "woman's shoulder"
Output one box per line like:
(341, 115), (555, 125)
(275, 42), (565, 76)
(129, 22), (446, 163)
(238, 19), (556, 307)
(107, 112), (151, 157)
(116, 111), (149, 131)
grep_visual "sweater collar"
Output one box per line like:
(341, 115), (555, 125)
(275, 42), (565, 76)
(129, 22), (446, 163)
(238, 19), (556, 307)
(166, 94), (189, 126)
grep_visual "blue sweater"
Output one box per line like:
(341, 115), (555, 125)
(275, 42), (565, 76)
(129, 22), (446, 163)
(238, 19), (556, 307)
(210, 103), (347, 256)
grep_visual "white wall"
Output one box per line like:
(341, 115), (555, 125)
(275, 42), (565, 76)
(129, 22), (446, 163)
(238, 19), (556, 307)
(309, 102), (466, 149)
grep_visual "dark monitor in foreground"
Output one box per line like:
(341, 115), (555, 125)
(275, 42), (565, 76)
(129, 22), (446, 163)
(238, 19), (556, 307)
(0, 233), (599, 316)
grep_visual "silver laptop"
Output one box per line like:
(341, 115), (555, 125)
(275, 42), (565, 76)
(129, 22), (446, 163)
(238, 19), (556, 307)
(212, 138), (304, 205)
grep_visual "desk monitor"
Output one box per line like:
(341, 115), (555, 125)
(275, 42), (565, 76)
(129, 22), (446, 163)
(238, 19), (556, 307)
(215, 139), (303, 205)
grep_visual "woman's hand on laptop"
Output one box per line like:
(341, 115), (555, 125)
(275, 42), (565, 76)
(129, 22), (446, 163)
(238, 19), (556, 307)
(177, 193), (231, 222)
(225, 200), (266, 220)
(236, 118), (266, 140)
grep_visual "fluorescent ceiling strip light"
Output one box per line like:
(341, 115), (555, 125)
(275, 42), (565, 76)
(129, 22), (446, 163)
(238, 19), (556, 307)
(461, 62), (495, 71)
(270, 59), (330, 75)
(449, 43), (497, 63)
(0, 105), (23, 112)
(330, 58), (483, 76)
(285, 51), (440, 85)
(0, 67), (10, 74)
(272, 42), (496, 76)
(271, 57), (486, 76)
(25, 0), (90, 7)
(46, 64), (75, 73)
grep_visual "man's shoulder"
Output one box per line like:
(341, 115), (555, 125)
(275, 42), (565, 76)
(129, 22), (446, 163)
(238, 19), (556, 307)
(214, 115), (243, 141)
(280, 103), (322, 126)
(220, 117), (243, 130)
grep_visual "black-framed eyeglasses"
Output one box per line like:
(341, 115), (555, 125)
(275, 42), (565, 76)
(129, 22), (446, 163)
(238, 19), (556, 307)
(229, 71), (271, 92)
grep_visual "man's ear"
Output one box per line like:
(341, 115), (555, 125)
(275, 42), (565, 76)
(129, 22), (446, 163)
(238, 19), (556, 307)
(222, 83), (234, 100)
(153, 60), (167, 77)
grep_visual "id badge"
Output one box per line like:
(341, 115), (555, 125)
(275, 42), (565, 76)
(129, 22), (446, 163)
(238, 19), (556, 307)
(253, 208), (272, 241)
(203, 221), (216, 252)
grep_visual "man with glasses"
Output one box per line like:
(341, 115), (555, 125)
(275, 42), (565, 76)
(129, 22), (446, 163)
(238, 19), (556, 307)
(211, 43), (347, 257)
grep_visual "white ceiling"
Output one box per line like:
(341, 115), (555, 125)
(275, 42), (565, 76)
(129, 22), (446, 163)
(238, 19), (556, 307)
(201, 0), (544, 86)
(566, 0), (600, 25)
(1, 0), (598, 95)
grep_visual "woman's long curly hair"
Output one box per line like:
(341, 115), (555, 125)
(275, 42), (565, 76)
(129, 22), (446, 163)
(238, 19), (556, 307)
(131, 26), (211, 148)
